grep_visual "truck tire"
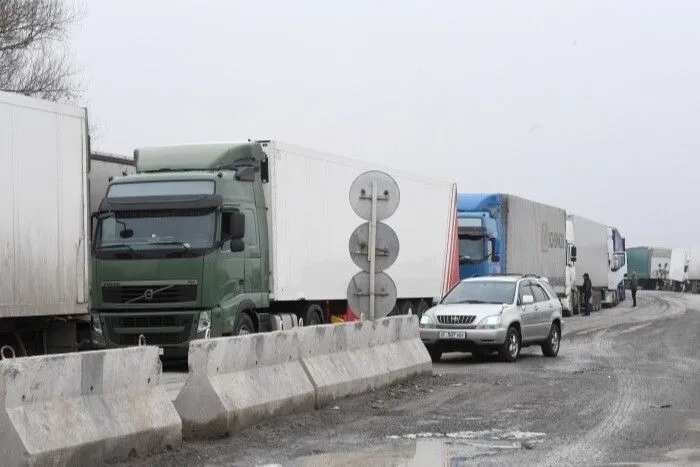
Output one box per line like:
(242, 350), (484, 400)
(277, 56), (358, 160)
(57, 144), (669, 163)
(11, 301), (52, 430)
(541, 323), (561, 357)
(498, 326), (521, 363)
(234, 313), (255, 335)
(302, 304), (324, 326)
(398, 300), (414, 316)
(414, 299), (429, 320)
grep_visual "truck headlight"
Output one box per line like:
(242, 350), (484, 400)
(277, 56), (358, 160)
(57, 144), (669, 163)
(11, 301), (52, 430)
(419, 313), (436, 328)
(197, 310), (212, 333)
(477, 315), (502, 329)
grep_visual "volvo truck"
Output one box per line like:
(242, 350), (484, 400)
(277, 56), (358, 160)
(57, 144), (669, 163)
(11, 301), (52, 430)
(89, 141), (459, 361)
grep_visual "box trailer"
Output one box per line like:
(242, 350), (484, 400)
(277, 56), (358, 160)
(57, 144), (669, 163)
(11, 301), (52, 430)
(89, 151), (136, 215)
(89, 140), (459, 360)
(0, 90), (90, 355)
(563, 215), (608, 314)
(686, 247), (700, 293)
(455, 193), (567, 294)
(668, 248), (689, 291)
(627, 246), (671, 290)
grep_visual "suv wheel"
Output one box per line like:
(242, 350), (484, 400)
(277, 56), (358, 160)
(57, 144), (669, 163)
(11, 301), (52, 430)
(541, 322), (561, 357)
(498, 326), (520, 362)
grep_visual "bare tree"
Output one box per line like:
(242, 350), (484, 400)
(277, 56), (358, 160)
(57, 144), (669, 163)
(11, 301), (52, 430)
(0, 0), (83, 102)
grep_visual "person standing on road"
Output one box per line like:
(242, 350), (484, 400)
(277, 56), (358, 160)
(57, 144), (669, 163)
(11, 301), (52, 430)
(630, 272), (638, 307)
(582, 273), (592, 316)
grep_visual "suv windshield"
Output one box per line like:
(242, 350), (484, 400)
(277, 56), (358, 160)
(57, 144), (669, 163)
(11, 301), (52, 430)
(96, 209), (216, 251)
(441, 280), (516, 305)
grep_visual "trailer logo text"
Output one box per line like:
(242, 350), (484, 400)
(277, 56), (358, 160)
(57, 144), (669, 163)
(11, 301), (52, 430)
(541, 223), (566, 252)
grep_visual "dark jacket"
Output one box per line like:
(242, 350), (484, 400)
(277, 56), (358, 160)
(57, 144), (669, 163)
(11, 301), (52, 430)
(630, 276), (638, 291)
(582, 277), (592, 297)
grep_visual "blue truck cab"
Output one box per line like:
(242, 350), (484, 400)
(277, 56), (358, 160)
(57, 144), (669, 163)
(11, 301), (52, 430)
(456, 193), (503, 279)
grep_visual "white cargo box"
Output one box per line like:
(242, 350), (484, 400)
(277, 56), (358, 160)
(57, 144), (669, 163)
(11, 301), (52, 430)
(0, 91), (89, 318)
(503, 195), (567, 292)
(261, 141), (457, 303)
(568, 214), (609, 288)
(668, 248), (688, 283)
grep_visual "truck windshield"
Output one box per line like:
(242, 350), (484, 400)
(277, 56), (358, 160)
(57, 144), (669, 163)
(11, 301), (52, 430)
(441, 281), (516, 305)
(458, 235), (486, 262)
(96, 209), (216, 251)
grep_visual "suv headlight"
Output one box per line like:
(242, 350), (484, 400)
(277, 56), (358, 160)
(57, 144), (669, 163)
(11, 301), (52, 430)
(476, 315), (502, 329)
(197, 310), (212, 333)
(419, 312), (436, 328)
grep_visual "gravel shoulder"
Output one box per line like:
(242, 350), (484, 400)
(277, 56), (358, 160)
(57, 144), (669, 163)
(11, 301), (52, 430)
(119, 291), (700, 466)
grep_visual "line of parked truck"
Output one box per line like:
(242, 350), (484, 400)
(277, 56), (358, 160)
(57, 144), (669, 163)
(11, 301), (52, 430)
(455, 194), (628, 317)
(0, 90), (628, 359)
(625, 246), (700, 294)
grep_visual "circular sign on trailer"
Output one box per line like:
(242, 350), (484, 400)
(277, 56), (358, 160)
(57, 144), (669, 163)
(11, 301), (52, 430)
(348, 221), (400, 272)
(347, 271), (398, 320)
(349, 170), (401, 221)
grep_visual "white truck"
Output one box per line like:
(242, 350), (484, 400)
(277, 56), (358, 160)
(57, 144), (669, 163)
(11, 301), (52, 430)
(563, 215), (609, 315)
(669, 248), (689, 292)
(0, 90), (135, 356)
(688, 247), (700, 294)
(606, 226), (628, 304)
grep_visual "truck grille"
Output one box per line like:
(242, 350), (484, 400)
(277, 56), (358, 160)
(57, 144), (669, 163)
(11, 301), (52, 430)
(437, 315), (476, 325)
(116, 315), (190, 328)
(102, 283), (197, 304)
(105, 314), (194, 346)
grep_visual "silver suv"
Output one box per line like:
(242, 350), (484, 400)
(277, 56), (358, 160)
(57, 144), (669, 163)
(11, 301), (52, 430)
(419, 275), (563, 362)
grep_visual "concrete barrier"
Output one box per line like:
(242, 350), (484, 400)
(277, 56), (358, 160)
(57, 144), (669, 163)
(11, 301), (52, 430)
(297, 315), (432, 408)
(174, 330), (315, 439)
(0, 346), (181, 467)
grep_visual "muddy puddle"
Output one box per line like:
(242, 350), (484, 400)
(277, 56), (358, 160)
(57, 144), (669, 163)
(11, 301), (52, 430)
(257, 430), (546, 466)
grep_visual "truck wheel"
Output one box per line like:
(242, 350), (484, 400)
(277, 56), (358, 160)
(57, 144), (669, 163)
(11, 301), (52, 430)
(414, 299), (429, 320)
(498, 326), (520, 363)
(234, 313), (255, 335)
(302, 304), (324, 326)
(398, 300), (414, 316)
(541, 323), (561, 357)
(427, 346), (442, 362)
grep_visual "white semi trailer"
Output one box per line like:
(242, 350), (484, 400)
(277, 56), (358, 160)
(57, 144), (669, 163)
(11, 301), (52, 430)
(0, 90), (134, 356)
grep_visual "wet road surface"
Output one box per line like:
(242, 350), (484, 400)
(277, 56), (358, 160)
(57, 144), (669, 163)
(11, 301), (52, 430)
(129, 291), (700, 466)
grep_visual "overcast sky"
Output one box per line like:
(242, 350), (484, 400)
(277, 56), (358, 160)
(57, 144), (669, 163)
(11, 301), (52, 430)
(71, 0), (700, 249)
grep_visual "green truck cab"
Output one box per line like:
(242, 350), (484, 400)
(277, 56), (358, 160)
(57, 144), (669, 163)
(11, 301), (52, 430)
(91, 143), (271, 360)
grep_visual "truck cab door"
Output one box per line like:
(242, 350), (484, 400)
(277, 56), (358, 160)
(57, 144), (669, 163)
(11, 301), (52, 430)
(241, 207), (263, 298)
(217, 210), (246, 313)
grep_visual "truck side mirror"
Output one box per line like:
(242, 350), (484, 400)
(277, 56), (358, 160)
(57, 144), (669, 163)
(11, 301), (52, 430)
(571, 246), (577, 263)
(230, 238), (245, 252)
(491, 253), (500, 262)
(231, 211), (245, 239)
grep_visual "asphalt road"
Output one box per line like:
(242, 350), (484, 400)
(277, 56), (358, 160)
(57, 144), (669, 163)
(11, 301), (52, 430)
(126, 291), (700, 466)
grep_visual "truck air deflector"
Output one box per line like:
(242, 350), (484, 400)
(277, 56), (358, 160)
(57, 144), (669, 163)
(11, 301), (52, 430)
(99, 194), (224, 212)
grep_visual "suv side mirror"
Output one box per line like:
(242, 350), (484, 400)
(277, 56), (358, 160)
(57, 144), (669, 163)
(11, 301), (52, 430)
(522, 295), (535, 305)
(231, 211), (245, 239)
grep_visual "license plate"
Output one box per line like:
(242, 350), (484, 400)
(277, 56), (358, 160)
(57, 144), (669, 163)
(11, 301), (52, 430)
(158, 348), (164, 355)
(439, 331), (466, 339)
